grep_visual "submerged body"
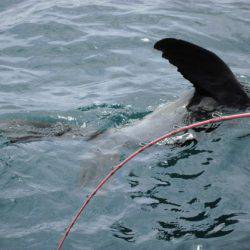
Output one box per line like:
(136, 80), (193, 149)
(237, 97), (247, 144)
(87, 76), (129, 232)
(98, 91), (194, 144)
(78, 90), (221, 184)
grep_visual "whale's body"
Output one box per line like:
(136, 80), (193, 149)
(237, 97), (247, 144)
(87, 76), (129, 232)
(1, 38), (249, 184)
(1, 38), (249, 152)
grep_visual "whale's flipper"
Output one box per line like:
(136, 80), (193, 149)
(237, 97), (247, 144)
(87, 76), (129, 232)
(154, 38), (250, 108)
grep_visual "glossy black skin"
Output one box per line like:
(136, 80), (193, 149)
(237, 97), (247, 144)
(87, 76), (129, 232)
(154, 38), (250, 109)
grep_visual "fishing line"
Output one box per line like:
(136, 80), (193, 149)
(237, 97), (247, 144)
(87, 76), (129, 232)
(57, 112), (250, 250)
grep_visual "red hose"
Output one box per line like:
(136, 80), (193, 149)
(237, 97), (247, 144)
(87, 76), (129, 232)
(57, 112), (250, 249)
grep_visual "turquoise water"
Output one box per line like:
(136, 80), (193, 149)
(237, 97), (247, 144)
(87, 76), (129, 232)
(0, 0), (250, 249)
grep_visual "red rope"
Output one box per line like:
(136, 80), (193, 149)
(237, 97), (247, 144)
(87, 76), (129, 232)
(57, 112), (250, 249)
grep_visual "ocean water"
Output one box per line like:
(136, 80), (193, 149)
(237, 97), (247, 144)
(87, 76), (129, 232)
(0, 0), (250, 249)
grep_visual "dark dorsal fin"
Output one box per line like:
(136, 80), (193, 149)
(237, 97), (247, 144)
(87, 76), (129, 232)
(154, 38), (250, 108)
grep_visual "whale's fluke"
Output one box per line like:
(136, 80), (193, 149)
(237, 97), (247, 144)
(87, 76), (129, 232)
(154, 38), (250, 108)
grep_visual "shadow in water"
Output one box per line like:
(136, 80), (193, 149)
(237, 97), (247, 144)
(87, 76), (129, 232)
(111, 222), (136, 242)
(157, 213), (240, 240)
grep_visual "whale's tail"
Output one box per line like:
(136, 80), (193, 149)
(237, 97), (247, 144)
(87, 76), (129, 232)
(154, 38), (250, 108)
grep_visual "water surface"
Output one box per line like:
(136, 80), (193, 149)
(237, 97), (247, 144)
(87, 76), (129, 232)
(0, 0), (250, 249)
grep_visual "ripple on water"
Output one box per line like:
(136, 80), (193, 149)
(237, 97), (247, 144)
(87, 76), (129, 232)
(0, 0), (250, 249)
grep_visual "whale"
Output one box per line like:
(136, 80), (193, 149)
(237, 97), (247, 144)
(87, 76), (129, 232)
(0, 38), (249, 185)
(1, 38), (249, 149)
